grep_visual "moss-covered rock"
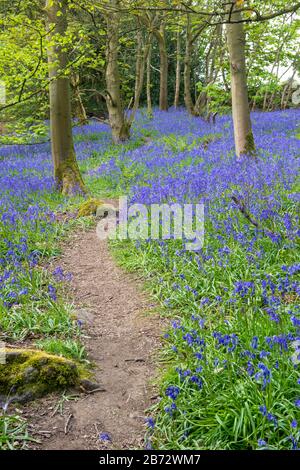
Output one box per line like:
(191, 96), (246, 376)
(0, 348), (81, 403)
(77, 198), (103, 217)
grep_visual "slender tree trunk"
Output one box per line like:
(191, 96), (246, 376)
(226, 1), (255, 158)
(263, 29), (290, 111)
(146, 43), (153, 118)
(131, 30), (152, 122)
(154, 23), (168, 111)
(71, 73), (88, 125)
(134, 26), (143, 104)
(138, 13), (167, 111)
(45, 0), (85, 195)
(196, 24), (222, 119)
(105, 0), (130, 143)
(184, 13), (195, 115)
(174, 31), (181, 108)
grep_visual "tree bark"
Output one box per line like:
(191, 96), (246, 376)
(134, 25), (143, 105)
(45, 0), (85, 195)
(226, 1), (255, 158)
(71, 73), (88, 125)
(146, 43), (153, 118)
(153, 22), (168, 111)
(138, 13), (168, 111)
(105, 0), (130, 143)
(184, 13), (195, 115)
(195, 24), (222, 119)
(130, 28), (152, 122)
(174, 31), (181, 108)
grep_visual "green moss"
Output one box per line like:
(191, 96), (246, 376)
(0, 348), (81, 402)
(244, 130), (256, 155)
(77, 198), (103, 217)
(54, 152), (86, 195)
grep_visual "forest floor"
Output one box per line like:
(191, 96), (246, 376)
(23, 226), (161, 450)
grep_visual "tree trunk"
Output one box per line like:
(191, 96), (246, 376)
(195, 91), (207, 117)
(174, 31), (181, 108)
(45, 0), (85, 195)
(184, 13), (195, 115)
(130, 29), (151, 122)
(105, 0), (130, 143)
(134, 26), (143, 105)
(154, 23), (168, 111)
(71, 73), (88, 125)
(195, 24), (222, 119)
(226, 1), (255, 158)
(146, 43), (153, 118)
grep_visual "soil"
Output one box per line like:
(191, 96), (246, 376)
(21, 224), (162, 450)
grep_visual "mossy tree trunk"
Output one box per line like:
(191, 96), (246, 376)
(105, 0), (130, 143)
(226, 1), (255, 158)
(45, 0), (85, 195)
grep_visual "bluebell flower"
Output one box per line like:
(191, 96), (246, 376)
(291, 316), (300, 328)
(259, 405), (267, 416)
(190, 375), (203, 389)
(48, 284), (57, 301)
(165, 402), (177, 416)
(247, 361), (255, 376)
(99, 432), (111, 442)
(165, 385), (180, 400)
(234, 281), (255, 297)
(251, 336), (258, 349)
(266, 307), (280, 323)
(145, 417), (155, 429)
(145, 439), (153, 450)
(255, 363), (272, 389)
(258, 439), (267, 447)
(195, 352), (203, 360)
(259, 350), (270, 359)
(289, 435), (298, 450)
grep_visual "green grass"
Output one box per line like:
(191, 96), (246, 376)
(110, 219), (300, 449)
(35, 338), (88, 362)
(0, 414), (35, 450)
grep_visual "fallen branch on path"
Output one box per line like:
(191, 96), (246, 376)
(64, 413), (73, 435)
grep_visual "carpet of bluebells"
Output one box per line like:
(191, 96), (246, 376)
(0, 123), (122, 341)
(0, 108), (299, 449)
(93, 109), (300, 450)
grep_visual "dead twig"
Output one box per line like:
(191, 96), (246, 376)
(231, 195), (259, 228)
(64, 413), (73, 435)
(125, 358), (146, 363)
(87, 387), (107, 394)
(231, 196), (278, 239)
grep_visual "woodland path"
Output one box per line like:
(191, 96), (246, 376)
(24, 227), (161, 450)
